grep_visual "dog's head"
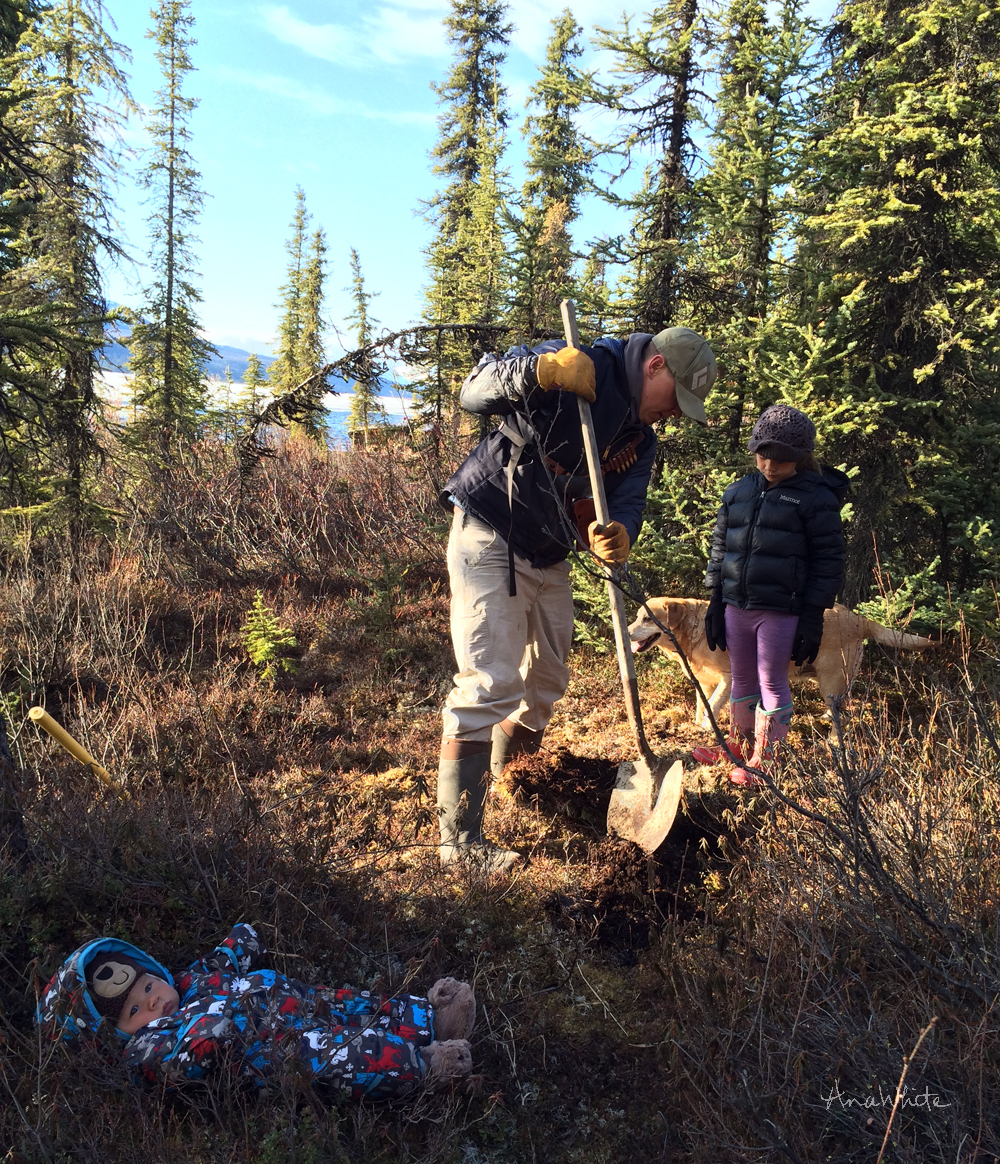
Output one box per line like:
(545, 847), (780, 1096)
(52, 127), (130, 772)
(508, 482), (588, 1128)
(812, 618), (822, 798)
(628, 598), (703, 655)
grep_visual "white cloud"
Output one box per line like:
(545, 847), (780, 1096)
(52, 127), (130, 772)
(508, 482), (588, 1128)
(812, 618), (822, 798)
(505, 0), (628, 62)
(259, 3), (449, 68)
(257, 1), (645, 81)
(216, 66), (435, 125)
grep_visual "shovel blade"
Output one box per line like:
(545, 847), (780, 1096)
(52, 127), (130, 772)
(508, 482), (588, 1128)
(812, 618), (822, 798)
(606, 757), (684, 854)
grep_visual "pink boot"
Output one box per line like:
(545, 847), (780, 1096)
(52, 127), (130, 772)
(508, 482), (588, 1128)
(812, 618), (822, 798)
(692, 694), (758, 765)
(730, 702), (791, 787)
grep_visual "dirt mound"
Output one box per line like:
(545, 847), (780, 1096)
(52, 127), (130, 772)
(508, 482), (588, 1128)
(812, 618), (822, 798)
(506, 749), (730, 960)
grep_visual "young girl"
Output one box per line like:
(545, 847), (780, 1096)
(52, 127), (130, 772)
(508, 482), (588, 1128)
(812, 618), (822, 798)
(693, 404), (848, 785)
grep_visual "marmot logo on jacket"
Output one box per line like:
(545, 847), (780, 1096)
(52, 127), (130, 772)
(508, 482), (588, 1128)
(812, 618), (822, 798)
(779, 494), (800, 504)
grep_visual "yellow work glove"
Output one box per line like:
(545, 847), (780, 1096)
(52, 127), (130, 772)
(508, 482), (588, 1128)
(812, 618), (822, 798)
(536, 347), (596, 402)
(587, 520), (630, 563)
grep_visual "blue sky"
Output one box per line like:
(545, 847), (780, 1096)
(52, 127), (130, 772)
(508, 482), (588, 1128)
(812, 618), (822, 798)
(100, 0), (633, 361)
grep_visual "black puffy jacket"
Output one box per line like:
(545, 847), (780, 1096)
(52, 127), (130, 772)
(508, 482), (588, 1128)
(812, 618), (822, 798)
(705, 467), (849, 614)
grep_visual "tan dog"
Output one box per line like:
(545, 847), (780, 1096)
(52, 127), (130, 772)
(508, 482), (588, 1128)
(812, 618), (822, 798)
(629, 598), (934, 726)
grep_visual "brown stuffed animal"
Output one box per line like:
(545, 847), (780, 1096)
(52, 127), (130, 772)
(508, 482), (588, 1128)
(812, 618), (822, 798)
(420, 976), (477, 1082)
(421, 1038), (473, 1079)
(428, 976), (476, 1041)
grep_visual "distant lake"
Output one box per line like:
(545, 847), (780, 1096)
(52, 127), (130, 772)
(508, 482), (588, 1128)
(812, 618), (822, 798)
(324, 391), (414, 444)
(98, 372), (415, 445)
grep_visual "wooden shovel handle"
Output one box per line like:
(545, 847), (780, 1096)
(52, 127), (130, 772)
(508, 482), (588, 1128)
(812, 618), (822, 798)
(560, 300), (655, 766)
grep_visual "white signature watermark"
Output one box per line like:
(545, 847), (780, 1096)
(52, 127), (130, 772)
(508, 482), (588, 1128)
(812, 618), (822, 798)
(820, 1081), (951, 1112)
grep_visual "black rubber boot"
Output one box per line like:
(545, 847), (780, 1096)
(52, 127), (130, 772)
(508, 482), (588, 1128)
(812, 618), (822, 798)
(437, 742), (520, 874)
(489, 719), (544, 780)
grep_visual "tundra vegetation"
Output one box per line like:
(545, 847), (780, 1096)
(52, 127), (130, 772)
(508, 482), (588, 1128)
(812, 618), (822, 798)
(0, 0), (999, 1161)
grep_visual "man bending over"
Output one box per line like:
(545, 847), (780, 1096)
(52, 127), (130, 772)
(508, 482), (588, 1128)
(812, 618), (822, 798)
(437, 327), (717, 872)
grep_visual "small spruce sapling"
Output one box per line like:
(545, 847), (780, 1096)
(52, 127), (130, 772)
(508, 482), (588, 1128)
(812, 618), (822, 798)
(241, 592), (298, 681)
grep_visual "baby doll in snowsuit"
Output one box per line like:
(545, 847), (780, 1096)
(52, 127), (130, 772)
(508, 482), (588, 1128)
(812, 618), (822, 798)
(36, 923), (476, 1099)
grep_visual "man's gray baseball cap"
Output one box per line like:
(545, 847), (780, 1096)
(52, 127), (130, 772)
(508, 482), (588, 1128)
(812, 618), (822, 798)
(651, 327), (717, 424)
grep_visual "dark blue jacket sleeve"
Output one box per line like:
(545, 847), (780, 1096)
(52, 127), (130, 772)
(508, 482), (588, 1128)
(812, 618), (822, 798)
(459, 340), (568, 416)
(189, 924), (268, 978)
(606, 437), (656, 546)
(459, 353), (537, 416)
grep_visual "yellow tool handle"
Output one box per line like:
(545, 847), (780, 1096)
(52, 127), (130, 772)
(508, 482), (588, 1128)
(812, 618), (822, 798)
(28, 707), (120, 792)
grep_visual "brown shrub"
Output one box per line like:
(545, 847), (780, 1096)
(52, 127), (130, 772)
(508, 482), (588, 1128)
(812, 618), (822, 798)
(0, 435), (998, 1162)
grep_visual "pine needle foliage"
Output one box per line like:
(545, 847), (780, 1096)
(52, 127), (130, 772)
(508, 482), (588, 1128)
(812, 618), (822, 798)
(238, 352), (269, 427)
(417, 0), (513, 432)
(268, 187), (308, 399)
(0, 0), (130, 526)
(508, 9), (589, 342)
(270, 189), (329, 442)
(605, 0), (818, 605)
(126, 0), (215, 464)
(346, 247), (385, 444)
(294, 227), (329, 442)
(587, 0), (709, 332)
(241, 591), (297, 681)
(789, 0), (1000, 615)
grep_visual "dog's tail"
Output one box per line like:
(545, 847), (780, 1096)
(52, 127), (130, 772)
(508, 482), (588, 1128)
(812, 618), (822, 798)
(862, 618), (934, 650)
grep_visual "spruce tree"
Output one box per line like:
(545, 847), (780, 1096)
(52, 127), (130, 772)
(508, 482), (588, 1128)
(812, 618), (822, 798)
(454, 108), (510, 332)
(269, 191), (329, 442)
(694, 0), (815, 444)
(418, 0), (512, 428)
(429, 0), (511, 245)
(268, 187), (308, 397)
(239, 352), (268, 422)
(575, 249), (620, 342)
(213, 363), (235, 442)
(0, 0), (131, 525)
(588, 0), (706, 332)
(127, 0), (214, 463)
(791, 0), (1000, 612)
(0, 0), (47, 504)
(631, 0), (817, 598)
(293, 225), (328, 441)
(346, 247), (385, 444)
(508, 9), (588, 341)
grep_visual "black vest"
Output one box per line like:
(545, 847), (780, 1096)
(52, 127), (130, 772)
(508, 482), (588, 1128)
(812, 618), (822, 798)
(445, 339), (655, 568)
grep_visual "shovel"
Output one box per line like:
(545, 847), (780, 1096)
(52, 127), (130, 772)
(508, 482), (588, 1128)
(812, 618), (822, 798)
(560, 299), (683, 853)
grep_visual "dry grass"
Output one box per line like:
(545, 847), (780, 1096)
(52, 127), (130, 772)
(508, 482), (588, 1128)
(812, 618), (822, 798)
(1, 434), (998, 1163)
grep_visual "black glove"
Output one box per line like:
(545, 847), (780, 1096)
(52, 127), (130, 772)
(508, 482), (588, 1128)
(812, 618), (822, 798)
(704, 589), (727, 652)
(792, 605), (825, 666)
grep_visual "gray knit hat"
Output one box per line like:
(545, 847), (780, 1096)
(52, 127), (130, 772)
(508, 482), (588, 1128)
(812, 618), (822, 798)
(650, 327), (717, 424)
(747, 404), (816, 462)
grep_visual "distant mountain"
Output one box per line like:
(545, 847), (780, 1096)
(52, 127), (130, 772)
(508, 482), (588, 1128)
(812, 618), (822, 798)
(99, 324), (398, 396)
(205, 346), (279, 382)
(98, 328), (402, 400)
(100, 335), (276, 383)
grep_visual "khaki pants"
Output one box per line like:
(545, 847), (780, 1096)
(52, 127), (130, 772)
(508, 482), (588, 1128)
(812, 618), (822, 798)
(442, 509), (574, 742)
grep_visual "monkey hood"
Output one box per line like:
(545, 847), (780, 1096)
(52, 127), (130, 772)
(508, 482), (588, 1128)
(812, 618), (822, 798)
(36, 938), (173, 1042)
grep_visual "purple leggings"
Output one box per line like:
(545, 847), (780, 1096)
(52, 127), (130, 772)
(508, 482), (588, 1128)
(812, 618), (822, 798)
(724, 605), (799, 711)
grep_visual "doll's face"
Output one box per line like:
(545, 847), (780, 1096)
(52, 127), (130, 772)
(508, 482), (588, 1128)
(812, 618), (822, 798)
(116, 974), (180, 1035)
(756, 454), (798, 486)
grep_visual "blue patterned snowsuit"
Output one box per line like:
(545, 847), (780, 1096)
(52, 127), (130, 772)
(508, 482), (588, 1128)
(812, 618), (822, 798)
(37, 924), (435, 1099)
